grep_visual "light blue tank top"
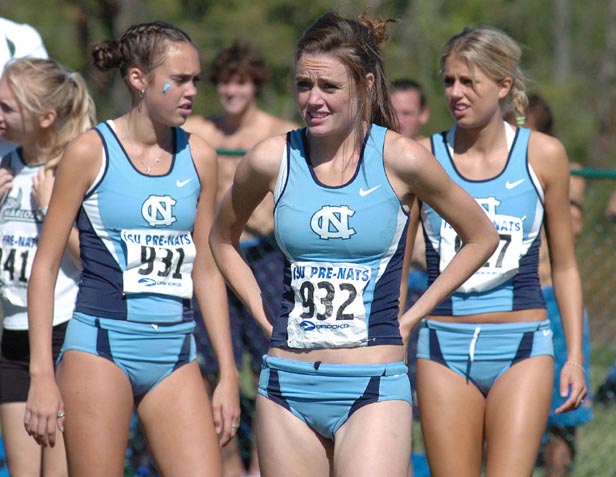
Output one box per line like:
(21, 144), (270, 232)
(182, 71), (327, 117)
(270, 125), (408, 349)
(422, 125), (546, 316)
(74, 120), (201, 323)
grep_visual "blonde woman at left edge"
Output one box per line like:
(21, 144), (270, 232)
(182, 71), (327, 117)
(0, 57), (94, 477)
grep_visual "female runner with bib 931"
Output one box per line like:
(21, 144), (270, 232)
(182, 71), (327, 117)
(412, 26), (587, 477)
(24, 21), (239, 477)
(209, 11), (498, 477)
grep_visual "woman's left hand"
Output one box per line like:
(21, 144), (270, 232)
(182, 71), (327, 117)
(210, 374), (241, 446)
(554, 362), (587, 413)
(32, 167), (55, 210)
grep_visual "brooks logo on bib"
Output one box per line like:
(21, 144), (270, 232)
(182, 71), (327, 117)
(287, 261), (370, 348)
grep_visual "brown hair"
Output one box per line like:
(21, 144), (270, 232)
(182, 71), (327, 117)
(525, 93), (554, 136)
(296, 11), (398, 145)
(91, 21), (193, 92)
(4, 58), (96, 168)
(208, 41), (270, 95)
(391, 78), (427, 109)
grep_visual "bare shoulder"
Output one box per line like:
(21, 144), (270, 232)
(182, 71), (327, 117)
(384, 130), (433, 178)
(60, 129), (103, 180)
(187, 131), (217, 177)
(56, 129), (103, 193)
(241, 133), (287, 180)
(527, 130), (569, 184)
(184, 115), (218, 140)
(258, 110), (299, 136)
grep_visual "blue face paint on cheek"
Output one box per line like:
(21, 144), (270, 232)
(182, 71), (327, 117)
(162, 82), (171, 95)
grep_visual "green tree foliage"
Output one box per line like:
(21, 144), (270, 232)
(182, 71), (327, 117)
(4, 0), (615, 167)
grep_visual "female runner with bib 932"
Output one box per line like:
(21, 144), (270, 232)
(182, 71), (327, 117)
(209, 11), (498, 477)
(24, 21), (239, 477)
(412, 26), (587, 477)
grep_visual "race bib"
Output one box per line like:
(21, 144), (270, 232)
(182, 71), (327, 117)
(287, 261), (371, 348)
(121, 229), (195, 299)
(440, 214), (523, 293)
(0, 231), (38, 307)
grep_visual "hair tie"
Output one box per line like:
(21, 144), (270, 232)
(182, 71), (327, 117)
(516, 116), (525, 126)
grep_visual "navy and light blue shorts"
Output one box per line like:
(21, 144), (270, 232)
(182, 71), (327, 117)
(59, 312), (196, 400)
(417, 319), (554, 396)
(258, 355), (412, 440)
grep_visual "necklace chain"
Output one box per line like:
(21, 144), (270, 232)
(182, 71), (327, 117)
(124, 117), (163, 175)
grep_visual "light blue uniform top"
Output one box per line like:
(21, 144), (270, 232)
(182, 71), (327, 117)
(271, 125), (408, 349)
(74, 121), (201, 324)
(422, 125), (546, 316)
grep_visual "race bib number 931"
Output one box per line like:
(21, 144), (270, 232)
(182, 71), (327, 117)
(121, 229), (195, 299)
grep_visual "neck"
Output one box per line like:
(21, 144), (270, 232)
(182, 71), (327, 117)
(124, 111), (172, 148)
(453, 115), (506, 155)
(307, 123), (365, 168)
(20, 137), (52, 166)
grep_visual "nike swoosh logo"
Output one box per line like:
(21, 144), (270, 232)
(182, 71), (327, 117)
(176, 179), (192, 187)
(505, 179), (525, 189)
(359, 185), (382, 196)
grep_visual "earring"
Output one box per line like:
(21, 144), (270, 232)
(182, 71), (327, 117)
(139, 89), (145, 99)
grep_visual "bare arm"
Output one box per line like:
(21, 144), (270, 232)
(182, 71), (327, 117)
(188, 133), (239, 445)
(385, 133), (499, 339)
(24, 130), (101, 447)
(531, 132), (586, 411)
(399, 203), (419, 315)
(209, 135), (285, 338)
(32, 167), (81, 267)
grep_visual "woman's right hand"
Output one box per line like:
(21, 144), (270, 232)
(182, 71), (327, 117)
(24, 374), (65, 447)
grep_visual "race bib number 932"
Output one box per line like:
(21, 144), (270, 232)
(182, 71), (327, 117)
(287, 261), (371, 349)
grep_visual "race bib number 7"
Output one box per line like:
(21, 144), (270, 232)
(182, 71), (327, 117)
(287, 261), (371, 349)
(440, 213), (523, 293)
(121, 229), (195, 299)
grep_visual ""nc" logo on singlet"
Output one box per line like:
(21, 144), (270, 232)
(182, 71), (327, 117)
(310, 205), (356, 240)
(141, 195), (177, 227)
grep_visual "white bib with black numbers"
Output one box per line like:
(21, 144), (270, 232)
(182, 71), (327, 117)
(0, 231), (38, 307)
(121, 229), (195, 299)
(439, 212), (523, 293)
(286, 261), (371, 348)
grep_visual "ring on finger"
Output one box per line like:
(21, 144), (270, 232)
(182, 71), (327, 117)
(56, 411), (65, 418)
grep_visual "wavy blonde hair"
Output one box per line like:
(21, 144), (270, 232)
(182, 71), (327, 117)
(4, 57), (96, 168)
(440, 25), (528, 119)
